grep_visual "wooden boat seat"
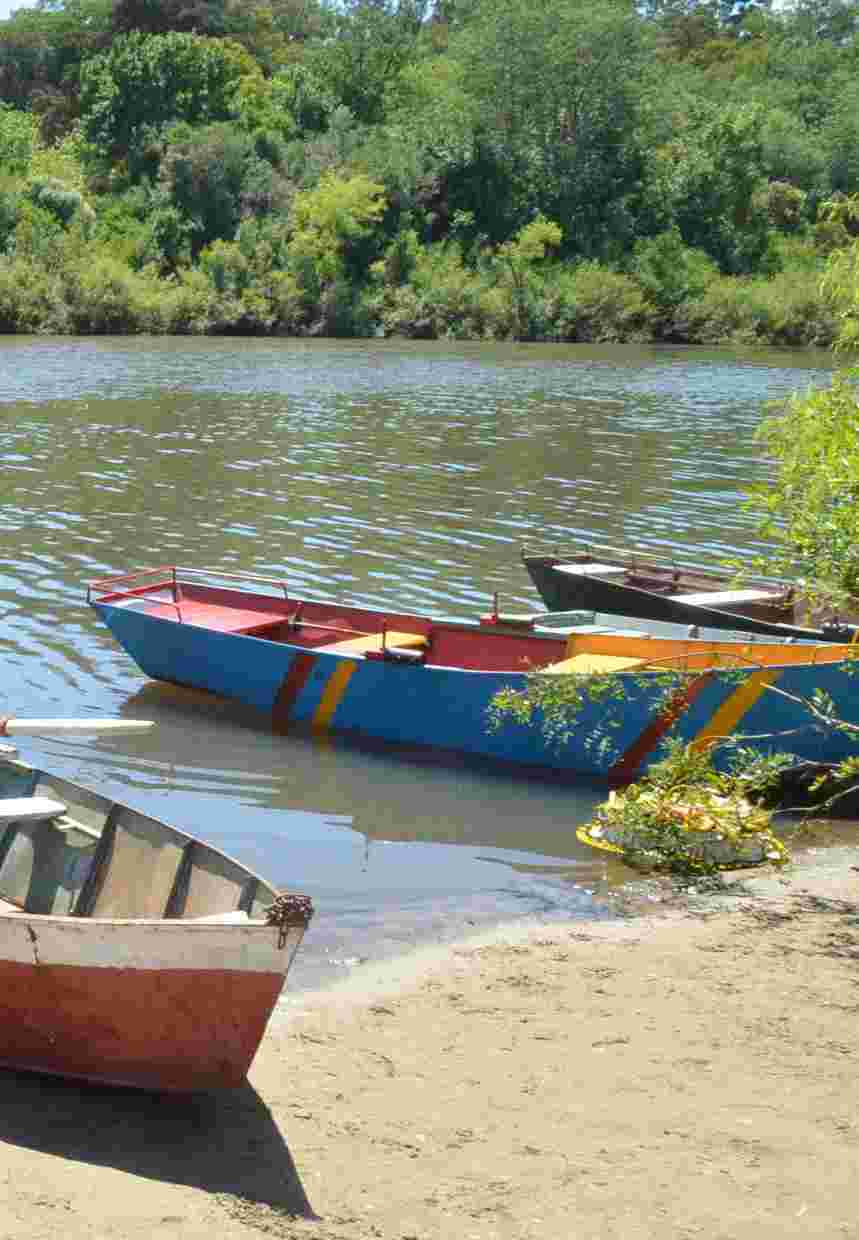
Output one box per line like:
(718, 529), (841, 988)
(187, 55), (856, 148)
(541, 653), (646, 674)
(191, 910), (251, 923)
(33, 772), (112, 837)
(52, 817), (102, 841)
(148, 599), (293, 635)
(320, 631), (429, 656)
(555, 563), (627, 577)
(669, 589), (783, 606)
(0, 796), (101, 841)
(0, 797), (67, 824)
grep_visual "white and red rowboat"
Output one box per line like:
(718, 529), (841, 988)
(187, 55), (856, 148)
(0, 748), (312, 1092)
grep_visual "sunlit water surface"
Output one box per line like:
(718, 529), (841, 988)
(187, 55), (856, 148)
(0, 336), (835, 989)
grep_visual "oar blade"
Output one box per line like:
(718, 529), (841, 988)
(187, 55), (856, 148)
(2, 718), (156, 736)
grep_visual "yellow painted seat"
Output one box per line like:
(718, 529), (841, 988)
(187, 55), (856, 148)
(541, 652), (646, 675)
(321, 630), (428, 655)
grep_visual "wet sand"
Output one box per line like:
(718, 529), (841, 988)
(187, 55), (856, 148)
(2, 848), (859, 1239)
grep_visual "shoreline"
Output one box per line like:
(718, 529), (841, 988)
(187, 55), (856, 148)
(2, 843), (859, 1239)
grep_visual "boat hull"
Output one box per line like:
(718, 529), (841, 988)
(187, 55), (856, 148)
(523, 554), (842, 642)
(0, 915), (295, 1091)
(92, 598), (859, 780)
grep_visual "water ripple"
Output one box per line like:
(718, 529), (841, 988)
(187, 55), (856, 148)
(0, 335), (836, 983)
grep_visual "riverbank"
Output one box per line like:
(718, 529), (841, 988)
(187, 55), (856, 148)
(1, 844), (858, 1239)
(0, 246), (839, 348)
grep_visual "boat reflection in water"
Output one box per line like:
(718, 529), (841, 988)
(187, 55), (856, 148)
(96, 680), (620, 989)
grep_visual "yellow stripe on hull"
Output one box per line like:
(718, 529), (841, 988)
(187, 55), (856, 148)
(312, 659), (357, 731)
(690, 668), (780, 751)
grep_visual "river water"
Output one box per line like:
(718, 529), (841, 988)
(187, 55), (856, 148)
(0, 335), (835, 989)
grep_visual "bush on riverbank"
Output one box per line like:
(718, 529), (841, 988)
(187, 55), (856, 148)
(0, 232), (840, 346)
(0, 118), (842, 346)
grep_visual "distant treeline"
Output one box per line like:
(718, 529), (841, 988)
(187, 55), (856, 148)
(1, 0), (858, 343)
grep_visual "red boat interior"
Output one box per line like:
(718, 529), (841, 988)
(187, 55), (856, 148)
(88, 568), (850, 674)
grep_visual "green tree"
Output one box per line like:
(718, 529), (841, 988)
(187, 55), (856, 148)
(820, 83), (859, 198)
(289, 170), (387, 286)
(749, 373), (859, 602)
(159, 122), (276, 256)
(110, 0), (227, 36)
(0, 104), (36, 174)
(0, 0), (111, 138)
(493, 214), (562, 337)
(231, 63), (334, 148)
(780, 0), (859, 45)
(742, 214), (859, 602)
(446, 0), (650, 257)
(306, 0), (431, 125)
(79, 30), (258, 167)
(631, 228), (718, 321)
(657, 104), (775, 275)
(222, 0), (330, 71)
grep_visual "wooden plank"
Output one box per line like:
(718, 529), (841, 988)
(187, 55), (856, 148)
(34, 773), (110, 835)
(3, 719), (154, 736)
(321, 631), (428, 655)
(541, 653), (646, 674)
(146, 599), (292, 634)
(669, 589), (783, 606)
(0, 797), (66, 824)
(555, 563), (627, 576)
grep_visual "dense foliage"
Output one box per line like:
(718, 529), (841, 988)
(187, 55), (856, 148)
(2, 0), (859, 339)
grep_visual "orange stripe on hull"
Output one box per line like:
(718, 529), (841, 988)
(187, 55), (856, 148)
(608, 673), (713, 783)
(690, 668), (780, 752)
(0, 961), (285, 1092)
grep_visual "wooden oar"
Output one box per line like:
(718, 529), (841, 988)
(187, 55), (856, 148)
(0, 718), (155, 736)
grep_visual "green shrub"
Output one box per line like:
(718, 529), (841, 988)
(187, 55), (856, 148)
(63, 253), (142, 333)
(376, 242), (488, 339)
(758, 181), (808, 234)
(0, 256), (68, 333)
(0, 105), (36, 176)
(673, 262), (836, 347)
(744, 268), (837, 347)
(672, 276), (760, 344)
(631, 229), (718, 333)
(25, 177), (88, 227)
(0, 190), (18, 252)
(546, 262), (654, 342)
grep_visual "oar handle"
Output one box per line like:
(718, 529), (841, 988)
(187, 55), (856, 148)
(0, 718), (155, 736)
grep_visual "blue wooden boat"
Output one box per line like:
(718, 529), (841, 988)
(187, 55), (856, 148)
(88, 567), (859, 782)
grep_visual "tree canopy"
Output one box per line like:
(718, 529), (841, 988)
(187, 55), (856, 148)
(2, 0), (859, 341)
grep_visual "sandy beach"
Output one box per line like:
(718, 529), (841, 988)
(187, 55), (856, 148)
(2, 848), (859, 1240)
